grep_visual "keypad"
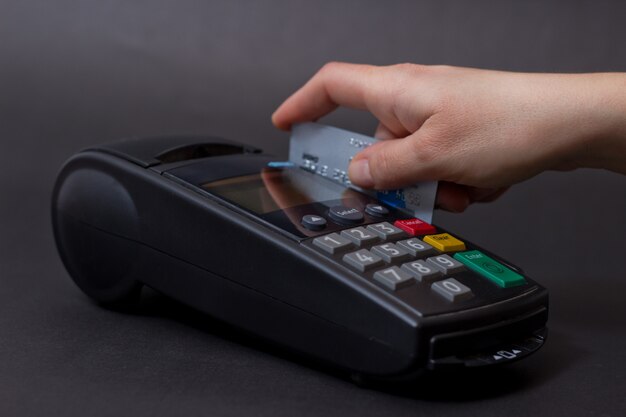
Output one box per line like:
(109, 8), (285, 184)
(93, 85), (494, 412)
(366, 222), (406, 240)
(309, 219), (526, 299)
(341, 227), (379, 246)
(312, 233), (352, 254)
(371, 243), (411, 263)
(343, 249), (384, 272)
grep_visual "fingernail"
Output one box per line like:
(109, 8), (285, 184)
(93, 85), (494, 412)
(271, 112), (284, 129)
(349, 159), (374, 188)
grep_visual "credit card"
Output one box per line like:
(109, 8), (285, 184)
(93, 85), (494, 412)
(289, 122), (437, 223)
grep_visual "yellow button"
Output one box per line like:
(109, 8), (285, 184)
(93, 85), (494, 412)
(423, 233), (466, 252)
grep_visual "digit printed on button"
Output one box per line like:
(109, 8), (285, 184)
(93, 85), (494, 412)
(401, 260), (442, 283)
(397, 238), (436, 257)
(340, 227), (378, 245)
(431, 278), (473, 302)
(373, 266), (414, 291)
(371, 243), (410, 262)
(441, 280), (462, 293)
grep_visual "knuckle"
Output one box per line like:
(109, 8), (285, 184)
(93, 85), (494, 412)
(409, 133), (452, 180)
(412, 133), (441, 165)
(391, 62), (428, 75)
(430, 64), (455, 73)
(380, 64), (424, 115)
(317, 61), (343, 77)
(319, 61), (337, 73)
(369, 147), (396, 187)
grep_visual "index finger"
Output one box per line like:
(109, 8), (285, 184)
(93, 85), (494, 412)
(271, 62), (395, 131)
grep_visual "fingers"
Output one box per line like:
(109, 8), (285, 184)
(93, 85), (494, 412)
(436, 182), (471, 213)
(466, 186), (509, 203)
(374, 122), (398, 140)
(272, 62), (378, 130)
(272, 62), (429, 135)
(348, 127), (439, 189)
(435, 183), (509, 213)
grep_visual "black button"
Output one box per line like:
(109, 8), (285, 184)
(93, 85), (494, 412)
(365, 203), (389, 217)
(328, 206), (364, 225)
(301, 214), (327, 231)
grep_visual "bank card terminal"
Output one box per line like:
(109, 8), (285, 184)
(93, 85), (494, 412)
(52, 126), (548, 382)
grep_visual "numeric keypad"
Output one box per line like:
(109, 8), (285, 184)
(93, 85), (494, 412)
(311, 220), (479, 300)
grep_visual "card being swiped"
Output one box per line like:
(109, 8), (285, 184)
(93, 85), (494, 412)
(289, 122), (438, 223)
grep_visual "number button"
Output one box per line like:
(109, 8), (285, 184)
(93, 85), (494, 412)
(366, 222), (406, 240)
(397, 238), (436, 258)
(342, 249), (384, 272)
(340, 227), (379, 246)
(401, 260), (442, 283)
(373, 266), (414, 291)
(426, 254), (466, 274)
(371, 243), (411, 263)
(431, 278), (473, 302)
(312, 233), (353, 254)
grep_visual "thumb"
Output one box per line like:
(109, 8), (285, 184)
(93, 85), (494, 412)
(348, 131), (442, 189)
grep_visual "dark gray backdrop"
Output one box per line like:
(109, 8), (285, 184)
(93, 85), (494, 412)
(1, 1), (625, 416)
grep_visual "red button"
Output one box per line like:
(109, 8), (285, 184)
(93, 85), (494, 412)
(394, 218), (436, 236)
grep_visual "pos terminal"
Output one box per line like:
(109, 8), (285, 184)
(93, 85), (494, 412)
(52, 135), (548, 382)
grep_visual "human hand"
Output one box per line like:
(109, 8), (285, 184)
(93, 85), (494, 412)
(272, 63), (626, 212)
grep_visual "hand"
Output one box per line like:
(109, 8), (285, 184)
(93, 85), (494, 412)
(272, 63), (626, 212)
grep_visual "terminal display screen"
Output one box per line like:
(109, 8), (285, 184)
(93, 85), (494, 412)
(202, 168), (361, 214)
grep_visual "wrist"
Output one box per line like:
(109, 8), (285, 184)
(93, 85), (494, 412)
(573, 73), (626, 174)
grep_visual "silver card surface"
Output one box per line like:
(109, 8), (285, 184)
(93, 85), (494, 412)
(289, 122), (437, 223)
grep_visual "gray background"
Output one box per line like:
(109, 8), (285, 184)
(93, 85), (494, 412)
(1, 0), (625, 415)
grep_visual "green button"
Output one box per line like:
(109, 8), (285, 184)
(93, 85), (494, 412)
(453, 250), (526, 288)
